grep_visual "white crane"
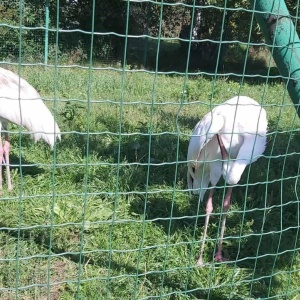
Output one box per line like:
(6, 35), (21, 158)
(0, 67), (61, 191)
(187, 96), (267, 266)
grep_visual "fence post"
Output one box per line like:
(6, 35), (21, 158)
(251, 0), (300, 117)
(143, 2), (150, 68)
(44, 0), (49, 66)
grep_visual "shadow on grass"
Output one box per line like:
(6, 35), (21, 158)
(9, 153), (46, 177)
(5, 131), (56, 178)
(126, 38), (283, 86)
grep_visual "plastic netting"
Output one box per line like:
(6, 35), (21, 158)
(0, 0), (299, 299)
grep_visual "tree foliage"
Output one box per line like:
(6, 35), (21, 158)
(0, 0), (299, 64)
(0, 1), (45, 60)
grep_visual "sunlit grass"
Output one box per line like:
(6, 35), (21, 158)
(0, 65), (299, 299)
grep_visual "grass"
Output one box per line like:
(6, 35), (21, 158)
(0, 64), (299, 299)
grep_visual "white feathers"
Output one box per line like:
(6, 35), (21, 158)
(0, 67), (61, 148)
(187, 96), (267, 199)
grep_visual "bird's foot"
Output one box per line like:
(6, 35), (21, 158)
(214, 251), (228, 263)
(196, 254), (228, 267)
(196, 257), (205, 267)
(196, 257), (212, 267)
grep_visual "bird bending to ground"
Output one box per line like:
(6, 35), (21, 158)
(0, 67), (61, 191)
(187, 96), (267, 266)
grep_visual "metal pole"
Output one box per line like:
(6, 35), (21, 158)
(251, 0), (300, 117)
(44, 0), (49, 66)
(143, 2), (150, 68)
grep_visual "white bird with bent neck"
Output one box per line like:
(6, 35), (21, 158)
(0, 67), (61, 191)
(187, 96), (267, 266)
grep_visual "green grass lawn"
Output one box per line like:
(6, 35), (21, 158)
(0, 65), (299, 299)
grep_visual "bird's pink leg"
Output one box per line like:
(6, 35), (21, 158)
(214, 186), (233, 262)
(0, 140), (3, 191)
(3, 133), (12, 191)
(196, 187), (214, 266)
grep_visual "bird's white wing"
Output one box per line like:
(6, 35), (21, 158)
(187, 110), (224, 197)
(188, 111), (224, 164)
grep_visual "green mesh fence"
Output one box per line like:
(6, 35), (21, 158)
(0, 0), (300, 299)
